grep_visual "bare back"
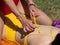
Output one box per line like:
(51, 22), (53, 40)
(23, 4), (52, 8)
(26, 25), (60, 45)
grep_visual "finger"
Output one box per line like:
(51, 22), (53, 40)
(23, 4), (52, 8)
(28, 22), (35, 29)
(23, 28), (27, 32)
(25, 21), (35, 31)
(26, 23), (34, 31)
(25, 26), (32, 32)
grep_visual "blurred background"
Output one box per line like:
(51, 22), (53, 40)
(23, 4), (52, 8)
(34, 0), (60, 20)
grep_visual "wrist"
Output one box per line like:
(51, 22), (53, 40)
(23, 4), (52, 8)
(28, 0), (34, 4)
(28, 2), (35, 7)
(28, 3), (35, 7)
(17, 15), (26, 23)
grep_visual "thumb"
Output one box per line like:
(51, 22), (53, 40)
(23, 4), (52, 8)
(30, 12), (35, 18)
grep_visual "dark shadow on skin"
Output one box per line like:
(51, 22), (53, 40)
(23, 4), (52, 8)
(20, 0), (31, 19)
(0, 12), (5, 22)
(51, 34), (60, 45)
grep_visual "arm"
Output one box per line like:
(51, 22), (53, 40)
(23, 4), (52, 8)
(4, 0), (35, 32)
(4, 0), (24, 21)
(27, 0), (52, 25)
(28, 0), (34, 4)
(0, 17), (4, 44)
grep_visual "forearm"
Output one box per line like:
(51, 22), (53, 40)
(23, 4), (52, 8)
(0, 17), (4, 44)
(4, 0), (24, 21)
(4, 0), (20, 16)
(28, 0), (34, 4)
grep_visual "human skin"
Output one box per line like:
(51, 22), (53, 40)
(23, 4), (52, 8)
(28, 0), (52, 25)
(16, 25), (60, 45)
(0, 15), (4, 44)
(1, 0), (54, 45)
(4, 0), (35, 32)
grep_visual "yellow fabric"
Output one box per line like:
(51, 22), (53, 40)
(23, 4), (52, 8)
(23, 17), (55, 45)
(48, 26), (55, 40)
(4, 13), (25, 45)
(4, 13), (55, 45)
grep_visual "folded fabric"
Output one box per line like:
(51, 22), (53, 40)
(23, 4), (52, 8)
(52, 20), (60, 28)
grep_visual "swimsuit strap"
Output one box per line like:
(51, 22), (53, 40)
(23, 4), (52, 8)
(23, 17), (55, 45)
(23, 17), (41, 45)
(33, 17), (41, 33)
(48, 26), (55, 41)
(33, 17), (55, 40)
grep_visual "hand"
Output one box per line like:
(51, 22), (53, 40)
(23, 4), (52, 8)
(21, 18), (35, 32)
(29, 5), (40, 18)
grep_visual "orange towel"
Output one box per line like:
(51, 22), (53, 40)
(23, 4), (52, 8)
(1, 39), (17, 45)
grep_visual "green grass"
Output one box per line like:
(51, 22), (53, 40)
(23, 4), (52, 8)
(34, 0), (60, 20)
